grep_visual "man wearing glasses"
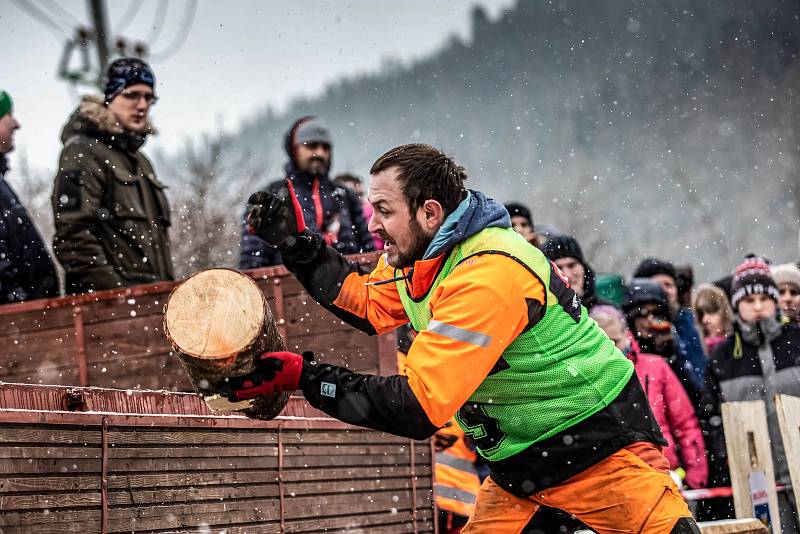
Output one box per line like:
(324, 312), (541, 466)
(239, 116), (374, 269)
(52, 58), (173, 294)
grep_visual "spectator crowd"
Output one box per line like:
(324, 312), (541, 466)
(1, 58), (799, 532)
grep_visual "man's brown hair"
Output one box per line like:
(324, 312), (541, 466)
(370, 144), (468, 215)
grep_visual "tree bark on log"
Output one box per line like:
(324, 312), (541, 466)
(163, 268), (289, 420)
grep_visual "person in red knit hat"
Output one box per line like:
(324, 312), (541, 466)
(699, 257), (800, 529)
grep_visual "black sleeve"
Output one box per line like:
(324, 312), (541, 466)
(281, 230), (378, 335)
(0, 213), (27, 303)
(300, 360), (439, 440)
(238, 214), (281, 269)
(700, 359), (729, 486)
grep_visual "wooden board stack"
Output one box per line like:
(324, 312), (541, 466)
(0, 383), (435, 533)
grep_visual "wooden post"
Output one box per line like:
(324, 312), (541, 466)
(775, 394), (800, 520)
(73, 306), (89, 386)
(164, 268), (290, 420)
(721, 401), (782, 533)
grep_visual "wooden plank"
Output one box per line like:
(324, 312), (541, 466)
(0, 426), (102, 445)
(0, 327), (78, 364)
(721, 401), (782, 533)
(105, 428), (408, 446)
(699, 518), (770, 533)
(104, 452), (422, 472)
(0, 446), (101, 459)
(0, 306), (77, 336)
(775, 394), (800, 520)
(0, 520), (101, 534)
(84, 353), (191, 391)
(101, 464), (430, 490)
(102, 442), (414, 459)
(1, 366), (81, 386)
(0, 457), (101, 474)
(0, 491), (102, 511)
(80, 293), (167, 324)
(282, 509), (434, 534)
(0, 507), (100, 533)
(163, 509), (433, 534)
(0, 475), (101, 493)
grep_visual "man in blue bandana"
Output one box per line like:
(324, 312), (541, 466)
(52, 58), (174, 294)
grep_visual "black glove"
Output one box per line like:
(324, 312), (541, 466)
(246, 178), (305, 249)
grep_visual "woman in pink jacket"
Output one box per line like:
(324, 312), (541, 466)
(590, 305), (709, 489)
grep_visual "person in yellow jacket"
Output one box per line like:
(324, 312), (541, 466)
(229, 144), (699, 533)
(398, 327), (480, 533)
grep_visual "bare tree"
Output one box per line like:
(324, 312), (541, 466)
(9, 152), (54, 247)
(169, 131), (265, 279)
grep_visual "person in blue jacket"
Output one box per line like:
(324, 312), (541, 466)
(0, 90), (58, 304)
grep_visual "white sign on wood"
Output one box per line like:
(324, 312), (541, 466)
(721, 400), (781, 534)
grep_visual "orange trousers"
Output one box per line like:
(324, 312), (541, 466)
(462, 442), (693, 534)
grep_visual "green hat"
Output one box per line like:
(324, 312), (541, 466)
(0, 91), (12, 118)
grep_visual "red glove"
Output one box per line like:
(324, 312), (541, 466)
(219, 351), (309, 401)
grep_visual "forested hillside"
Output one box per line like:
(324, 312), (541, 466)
(225, 0), (800, 278)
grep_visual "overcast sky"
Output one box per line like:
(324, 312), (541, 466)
(3, 0), (514, 175)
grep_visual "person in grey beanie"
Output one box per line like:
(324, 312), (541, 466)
(239, 116), (374, 268)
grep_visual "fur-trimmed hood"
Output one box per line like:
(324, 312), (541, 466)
(60, 95), (156, 151)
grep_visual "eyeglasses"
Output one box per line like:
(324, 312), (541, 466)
(119, 91), (158, 105)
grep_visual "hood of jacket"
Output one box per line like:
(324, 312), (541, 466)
(423, 189), (511, 260)
(0, 154), (7, 177)
(60, 95), (155, 153)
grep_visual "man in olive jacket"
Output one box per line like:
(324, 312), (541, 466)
(52, 58), (173, 294)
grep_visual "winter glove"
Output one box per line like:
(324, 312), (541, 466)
(246, 178), (306, 249)
(217, 351), (313, 402)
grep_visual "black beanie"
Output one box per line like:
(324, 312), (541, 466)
(622, 278), (670, 320)
(633, 258), (677, 282)
(541, 235), (585, 266)
(504, 203), (533, 226)
(104, 58), (156, 102)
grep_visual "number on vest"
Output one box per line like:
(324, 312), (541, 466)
(457, 402), (506, 455)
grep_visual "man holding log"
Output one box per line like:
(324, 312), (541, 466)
(233, 143), (699, 533)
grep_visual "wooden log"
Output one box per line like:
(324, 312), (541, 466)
(164, 268), (289, 420)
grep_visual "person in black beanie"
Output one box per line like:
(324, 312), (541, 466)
(699, 258), (800, 529)
(541, 234), (612, 312)
(52, 58), (173, 294)
(504, 202), (537, 245)
(633, 257), (707, 385)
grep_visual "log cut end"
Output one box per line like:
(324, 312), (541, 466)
(164, 269), (265, 360)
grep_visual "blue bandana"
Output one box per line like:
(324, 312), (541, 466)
(104, 58), (156, 102)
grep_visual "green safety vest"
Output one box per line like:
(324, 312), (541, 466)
(397, 227), (633, 461)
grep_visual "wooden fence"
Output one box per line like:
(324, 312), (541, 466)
(0, 383), (435, 533)
(0, 254), (396, 391)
